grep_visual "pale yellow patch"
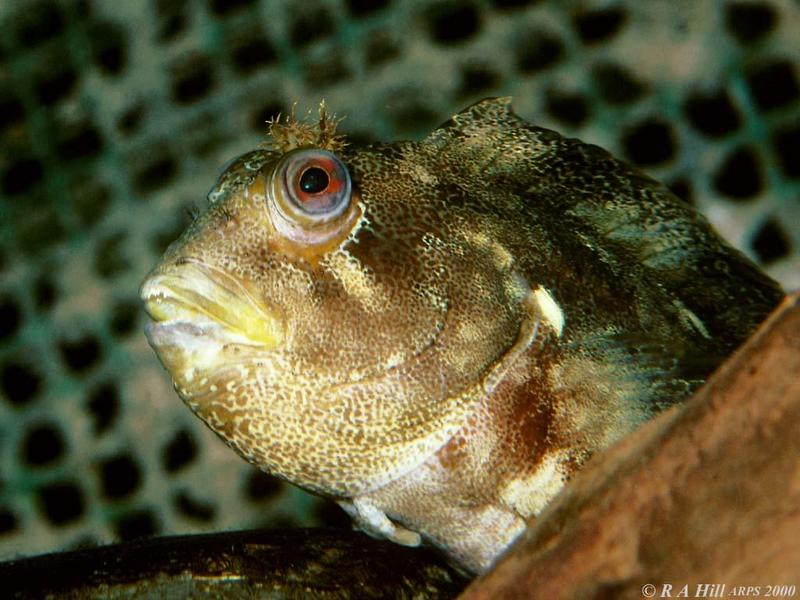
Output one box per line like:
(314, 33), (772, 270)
(499, 450), (568, 517)
(385, 351), (405, 370)
(481, 285), (541, 394)
(673, 299), (711, 339)
(323, 250), (388, 313)
(401, 162), (438, 186)
(342, 497), (422, 547)
(533, 286), (565, 337)
(462, 229), (514, 270)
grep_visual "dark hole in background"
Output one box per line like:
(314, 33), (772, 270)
(667, 178), (694, 205)
(13, 0), (65, 48)
(163, 429), (198, 472)
(1, 361), (42, 406)
(115, 508), (159, 541)
(725, 1), (776, 44)
(209, 0), (257, 17)
(314, 499), (352, 528)
(490, 0), (541, 9)
(516, 32), (563, 73)
(458, 64), (500, 100)
(230, 35), (277, 73)
(156, 0), (189, 42)
(290, 5), (336, 48)
(89, 21), (128, 76)
(59, 334), (102, 373)
(33, 273), (58, 310)
(94, 232), (130, 279)
(16, 207), (67, 256)
(364, 31), (400, 69)
(86, 381), (120, 435)
(746, 60), (799, 112)
(171, 57), (215, 104)
(109, 299), (139, 338)
(132, 154), (178, 195)
(304, 53), (352, 89)
(772, 126), (800, 178)
(22, 423), (66, 467)
(622, 119), (677, 166)
(57, 124), (104, 161)
(0, 508), (18, 535)
(0, 94), (25, 132)
(0, 296), (21, 341)
(751, 218), (791, 264)
(388, 96), (441, 137)
(546, 90), (589, 127)
(174, 490), (216, 522)
(684, 89), (742, 138)
(1, 157), (44, 197)
(99, 454), (142, 500)
(348, 0), (390, 17)
(592, 62), (647, 105)
(713, 146), (763, 200)
(117, 104), (146, 136)
(70, 180), (112, 228)
(573, 7), (627, 44)
(426, 1), (482, 46)
(38, 481), (85, 525)
(245, 470), (282, 502)
(35, 63), (78, 105)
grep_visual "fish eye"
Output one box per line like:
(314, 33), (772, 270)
(271, 148), (352, 223)
(299, 166), (329, 194)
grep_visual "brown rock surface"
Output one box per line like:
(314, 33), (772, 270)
(460, 292), (800, 600)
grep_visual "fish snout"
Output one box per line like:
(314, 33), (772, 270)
(140, 258), (285, 350)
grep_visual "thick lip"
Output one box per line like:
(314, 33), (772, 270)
(140, 258), (284, 349)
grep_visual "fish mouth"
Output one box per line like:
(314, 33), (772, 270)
(140, 258), (284, 350)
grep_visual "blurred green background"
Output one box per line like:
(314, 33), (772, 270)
(0, 0), (798, 560)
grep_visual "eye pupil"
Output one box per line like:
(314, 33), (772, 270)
(299, 167), (329, 194)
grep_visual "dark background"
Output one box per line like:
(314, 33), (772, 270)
(0, 0), (797, 560)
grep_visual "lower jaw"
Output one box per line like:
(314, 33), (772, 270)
(145, 318), (263, 348)
(144, 319), (240, 391)
(145, 319), (224, 345)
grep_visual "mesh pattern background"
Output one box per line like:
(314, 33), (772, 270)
(0, 0), (798, 560)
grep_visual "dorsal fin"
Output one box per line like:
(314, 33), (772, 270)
(429, 97), (517, 139)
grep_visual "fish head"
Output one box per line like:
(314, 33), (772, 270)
(140, 100), (533, 497)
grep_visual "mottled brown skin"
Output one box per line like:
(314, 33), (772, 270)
(140, 98), (783, 574)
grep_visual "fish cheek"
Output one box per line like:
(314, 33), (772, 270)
(174, 356), (284, 462)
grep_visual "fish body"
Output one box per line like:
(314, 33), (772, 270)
(140, 98), (783, 574)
